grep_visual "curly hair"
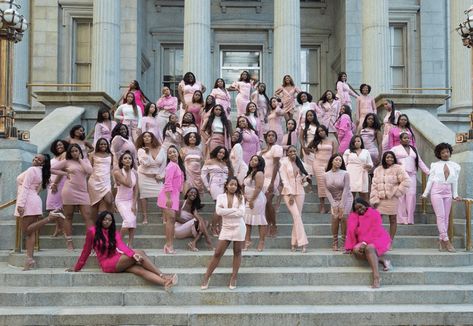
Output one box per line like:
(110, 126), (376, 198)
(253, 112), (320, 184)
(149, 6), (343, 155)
(434, 142), (453, 160)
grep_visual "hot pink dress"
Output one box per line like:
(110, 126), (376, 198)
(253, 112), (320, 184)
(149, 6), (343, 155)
(15, 166), (43, 217)
(387, 127), (416, 150)
(157, 162), (184, 211)
(46, 158), (66, 211)
(74, 226), (135, 273)
(93, 121), (116, 146)
(52, 159), (93, 205)
(88, 155), (112, 206)
(345, 207), (392, 256)
(382, 110), (401, 152)
(115, 169), (137, 228)
(335, 114), (354, 154)
(132, 89), (146, 114)
(232, 81), (252, 116)
(239, 128), (260, 164)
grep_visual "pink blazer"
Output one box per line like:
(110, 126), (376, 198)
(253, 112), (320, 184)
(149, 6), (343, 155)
(157, 161), (184, 211)
(279, 157), (306, 195)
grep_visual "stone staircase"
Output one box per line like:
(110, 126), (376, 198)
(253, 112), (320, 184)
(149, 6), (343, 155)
(2, 195), (473, 325)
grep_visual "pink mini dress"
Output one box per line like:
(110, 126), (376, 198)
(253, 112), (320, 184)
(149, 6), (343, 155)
(46, 158), (66, 211)
(243, 175), (267, 226)
(157, 161), (184, 211)
(15, 166), (43, 217)
(115, 169), (137, 228)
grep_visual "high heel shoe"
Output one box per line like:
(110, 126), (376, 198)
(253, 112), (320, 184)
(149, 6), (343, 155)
(163, 245), (176, 254)
(23, 257), (36, 271)
(291, 246), (297, 252)
(439, 240), (446, 252)
(243, 241), (252, 251)
(228, 277), (237, 290)
(301, 246), (307, 254)
(187, 242), (199, 252)
(332, 235), (339, 251)
(201, 277), (211, 290)
(50, 210), (66, 220)
(256, 241), (265, 252)
(65, 236), (74, 251)
(445, 240), (456, 253)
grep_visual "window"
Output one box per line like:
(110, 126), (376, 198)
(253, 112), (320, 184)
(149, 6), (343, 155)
(390, 24), (407, 90)
(162, 46), (183, 97)
(220, 50), (261, 85)
(72, 18), (92, 88)
(300, 48), (320, 95)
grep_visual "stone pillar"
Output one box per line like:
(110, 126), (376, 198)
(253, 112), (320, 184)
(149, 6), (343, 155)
(273, 0), (301, 91)
(362, 0), (391, 94)
(91, 0), (120, 100)
(183, 0), (211, 90)
(450, 0), (472, 113)
(12, 0), (29, 111)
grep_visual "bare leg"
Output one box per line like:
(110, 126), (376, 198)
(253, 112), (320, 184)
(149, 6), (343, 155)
(230, 241), (243, 287)
(257, 225), (267, 251)
(244, 224), (252, 250)
(319, 197), (326, 214)
(364, 244), (381, 288)
(102, 192), (114, 213)
(331, 215), (339, 251)
(120, 227), (129, 244)
(265, 192), (276, 236)
(195, 216), (213, 248)
(79, 205), (94, 227)
(62, 205), (75, 250)
(140, 198), (148, 224)
(163, 209), (176, 249)
(128, 228), (136, 248)
(388, 215), (397, 242)
(21, 215), (39, 268)
(202, 240), (230, 285)
(125, 265), (171, 287)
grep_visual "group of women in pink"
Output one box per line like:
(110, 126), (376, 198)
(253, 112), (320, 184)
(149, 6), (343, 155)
(14, 71), (462, 290)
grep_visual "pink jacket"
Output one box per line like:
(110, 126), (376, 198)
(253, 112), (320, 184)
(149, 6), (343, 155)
(370, 164), (410, 205)
(279, 157), (306, 195)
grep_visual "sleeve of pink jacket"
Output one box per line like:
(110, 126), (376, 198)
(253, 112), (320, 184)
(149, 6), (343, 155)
(115, 231), (135, 257)
(162, 163), (177, 193)
(74, 227), (95, 271)
(17, 167), (37, 208)
(279, 159), (295, 194)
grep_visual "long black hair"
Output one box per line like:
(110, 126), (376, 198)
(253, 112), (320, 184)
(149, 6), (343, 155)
(399, 132), (420, 170)
(40, 154), (51, 190)
(397, 114), (416, 143)
(204, 95), (216, 113)
(381, 151), (398, 169)
(239, 70), (251, 83)
(303, 110), (320, 142)
(163, 115), (178, 140)
(209, 146), (234, 176)
(325, 153), (346, 172)
(362, 113), (381, 130)
(94, 137), (111, 153)
(50, 139), (69, 157)
(257, 82), (270, 110)
(184, 187), (204, 213)
(245, 155), (265, 180)
(166, 145), (186, 180)
(385, 99), (397, 125)
(319, 89), (338, 103)
(144, 102), (157, 117)
(94, 211), (117, 257)
(118, 150), (136, 169)
(337, 104), (353, 122)
(224, 176), (244, 205)
(65, 143), (84, 159)
(286, 145), (309, 176)
(309, 125), (329, 152)
(349, 135), (365, 153)
(285, 119), (297, 146)
(204, 104), (231, 135)
(96, 108), (112, 124)
(122, 91), (139, 117)
(111, 123), (129, 140)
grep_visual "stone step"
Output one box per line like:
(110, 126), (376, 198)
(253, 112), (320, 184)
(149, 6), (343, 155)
(1, 304), (473, 326)
(8, 249), (473, 269)
(1, 284), (473, 306)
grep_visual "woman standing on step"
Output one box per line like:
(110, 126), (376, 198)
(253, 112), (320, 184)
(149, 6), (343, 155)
(178, 72), (206, 123)
(422, 143), (461, 253)
(230, 131), (248, 187)
(381, 99), (401, 153)
(16, 153), (64, 270)
(360, 113), (382, 167)
(343, 135), (373, 201)
(274, 74), (301, 120)
(115, 92), (143, 143)
(69, 211), (177, 290)
(211, 78), (232, 117)
(180, 132), (205, 194)
(387, 114), (416, 150)
(370, 151), (410, 247)
(141, 102), (161, 143)
(267, 97), (285, 145)
(316, 89), (339, 142)
(111, 123), (137, 169)
(236, 115), (260, 164)
(279, 146), (310, 253)
(187, 90), (204, 128)
(156, 86), (178, 136)
(229, 70), (253, 117)
(335, 105), (355, 154)
(202, 104), (232, 155)
(68, 125), (94, 159)
(300, 109), (320, 177)
(324, 153), (353, 251)
(345, 198), (392, 288)
(335, 72), (358, 107)
(355, 83), (377, 133)
(51, 144), (94, 251)
(201, 177), (246, 290)
(88, 138), (113, 219)
(93, 108), (116, 146)
(113, 151), (138, 248)
(157, 145), (185, 254)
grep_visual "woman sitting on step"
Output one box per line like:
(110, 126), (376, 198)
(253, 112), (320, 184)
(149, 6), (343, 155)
(69, 211), (177, 291)
(345, 198), (392, 288)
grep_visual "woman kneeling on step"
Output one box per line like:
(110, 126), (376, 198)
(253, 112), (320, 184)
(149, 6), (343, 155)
(68, 211), (177, 291)
(345, 198), (392, 288)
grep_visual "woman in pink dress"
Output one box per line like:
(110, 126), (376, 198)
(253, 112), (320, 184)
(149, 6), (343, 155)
(88, 138), (113, 219)
(259, 130), (283, 237)
(324, 153), (353, 251)
(15, 153), (63, 270)
(282, 119), (298, 154)
(178, 72), (206, 122)
(335, 72), (358, 107)
(161, 113), (182, 150)
(135, 132), (166, 225)
(274, 75), (301, 120)
(345, 198), (392, 288)
(236, 116), (260, 164)
(187, 90), (204, 128)
(202, 104), (232, 155)
(115, 92), (143, 143)
(245, 101), (263, 138)
(310, 125), (338, 213)
(343, 135), (373, 201)
(156, 86), (178, 137)
(243, 155), (267, 251)
(392, 133), (429, 225)
(94, 108), (116, 146)
(201, 146), (232, 235)
(68, 125), (94, 158)
(211, 78), (231, 117)
(370, 151), (410, 246)
(295, 92), (318, 133)
(356, 84), (377, 132)
(70, 211), (177, 290)
(230, 131), (248, 187)
(267, 97), (285, 145)
(317, 90), (341, 142)
(175, 188), (213, 252)
(229, 70), (253, 117)
(387, 114), (416, 150)
(123, 80), (149, 114)
(279, 146), (310, 253)
(142, 103), (161, 143)
(157, 145), (185, 254)
(300, 109), (320, 177)
(360, 113), (383, 166)
(47, 139), (69, 237)
(381, 99), (401, 152)
(111, 123), (137, 169)
(180, 132), (205, 194)
(335, 104), (355, 154)
(113, 151), (138, 248)
(51, 144), (94, 251)
(201, 177), (246, 290)
(251, 82), (270, 131)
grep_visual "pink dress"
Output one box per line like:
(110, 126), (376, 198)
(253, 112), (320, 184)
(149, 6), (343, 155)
(267, 107), (285, 145)
(243, 175), (267, 225)
(282, 131), (298, 155)
(187, 103), (203, 128)
(387, 127), (416, 150)
(302, 124), (318, 176)
(335, 114), (354, 154)
(201, 162), (229, 200)
(74, 226), (135, 273)
(382, 110), (401, 152)
(115, 169), (137, 228)
(111, 136), (137, 169)
(360, 128), (380, 166)
(174, 201), (198, 239)
(88, 155), (112, 205)
(317, 100), (340, 134)
(356, 95), (376, 130)
(275, 86), (300, 115)
(156, 95), (178, 134)
(46, 158), (66, 211)
(157, 162), (184, 211)
(132, 89), (145, 114)
(239, 128), (260, 164)
(252, 92), (269, 126)
(345, 207), (392, 256)
(259, 144), (283, 193)
(182, 146), (205, 193)
(324, 169), (353, 214)
(232, 81), (252, 116)
(211, 88), (232, 116)
(14, 166), (43, 217)
(313, 142), (333, 198)
(217, 193), (246, 241)
(52, 159), (93, 205)
(343, 149), (373, 193)
(137, 147), (166, 198)
(246, 114), (262, 140)
(336, 81), (357, 106)
(142, 116), (161, 143)
(93, 121), (116, 146)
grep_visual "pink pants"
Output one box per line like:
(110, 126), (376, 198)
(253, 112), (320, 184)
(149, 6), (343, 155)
(283, 194), (308, 247)
(397, 173), (417, 224)
(430, 183), (452, 241)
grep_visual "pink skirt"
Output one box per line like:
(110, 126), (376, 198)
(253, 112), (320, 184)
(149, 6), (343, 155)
(377, 197), (399, 215)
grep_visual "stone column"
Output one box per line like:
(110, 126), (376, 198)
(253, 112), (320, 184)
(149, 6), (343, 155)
(362, 0), (390, 94)
(450, 0), (472, 113)
(273, 0), (301, 91)
(91, 0), (120, 100)
(12, 0), (29, 111)
(183, 0), (211, 90)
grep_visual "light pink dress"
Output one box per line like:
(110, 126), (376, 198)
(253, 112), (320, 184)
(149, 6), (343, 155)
(137, 147), (166, 198)
(182, 146), (205, 194)
(52, 159), (93, 205)
(156, 95), (178, 134)
(217, 193), (246, 241)
(335, 114), (354, 154)
(246, 113), (262, 140)
(15, 166), (43, 217)
(115, 169), (137, 228)
(296, 102), (319, 133)
(275, 86), (300, 114)
(343, 149), (373, 193)
(232, 81), (252, 116)
(239, 128), (261, 164)
(187, 103), (203, 128)
(211, 88), (232, 116)
(324, 169), (353, 214)
(267, 107), (285, 145)
(336, 81), (357, 106)
(46, 158), (65, 211)
(259, 144), (283, 193)
(252, 92), (269, 127)
(317, 100), (340, 133)
(243, 175), (267, 225)
(301, 124), (317, 176)
(87, 155), (112, 205)
(201, 162), (228, 200)
(93, 121), (116, 146)
(175, 200), (198, 239)
(142, 116), (161, 144)
(111, 136), (137, 169)
(360, 128), (380, 166)
(313, 142), (333, 198)
(345, 208), (392, 256)
(356, 95), (376, 130)
(157, 162), (184, 211)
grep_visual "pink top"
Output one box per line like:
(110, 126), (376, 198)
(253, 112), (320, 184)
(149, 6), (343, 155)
(317, 100), (341, 132)
(141, 116), (161, 142)
(336, 81), (357, 106)
(15, 166), (43, 217)
(137, 147), (166, 176)
(282, 131), (298, 154)
(211, 88), (231, 112)
(267, 107), (285, 144)
(251, 92), (269, 122)
(232, 81), (252, 101)
(275, 86), (301, 111)
(132, 89), (146, 114)
(391, 145), (429, 175)
(94, 121), (117, 146)
(335, 114), (354, 153)
(74, 226), (135, 272)
(345, 207), (392, 256)
(187, 103), (203, 128)
(157, 161), (184, 211)
(47, 158), (66, 210)
(156, 95), (178, 115)
(382, 110), (401, 138)
(388, 127), (416, 149)
(297, 102), (319, 133)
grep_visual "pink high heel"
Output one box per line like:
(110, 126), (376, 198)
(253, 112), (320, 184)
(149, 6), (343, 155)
(23, 257), (36, 271)
(163, 245), (176, 254)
